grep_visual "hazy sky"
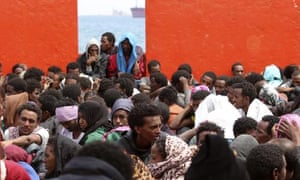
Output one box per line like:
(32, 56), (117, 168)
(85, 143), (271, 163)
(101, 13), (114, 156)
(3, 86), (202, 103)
(78, 0), (145, 16)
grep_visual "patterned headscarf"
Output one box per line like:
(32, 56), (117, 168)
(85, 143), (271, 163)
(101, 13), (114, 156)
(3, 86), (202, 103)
(147, 135), (198, 179)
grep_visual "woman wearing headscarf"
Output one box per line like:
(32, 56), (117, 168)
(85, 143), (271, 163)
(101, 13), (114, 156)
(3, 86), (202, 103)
(185, 135), (249, 180)
(147, 135), (197, 180)
(44, 135), (81, 179)
(103, 98), (133, 142)
(78, 101), (113, 145)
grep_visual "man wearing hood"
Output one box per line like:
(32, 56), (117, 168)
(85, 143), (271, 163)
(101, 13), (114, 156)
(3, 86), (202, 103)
(107, 33), (146, 80)
(77, 38), (108, 79)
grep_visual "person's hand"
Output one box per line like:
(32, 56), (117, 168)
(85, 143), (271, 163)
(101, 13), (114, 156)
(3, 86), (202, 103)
(277, 120), (300, 146)
(87, 56), (98, 65)
(1, 140), (13, 147)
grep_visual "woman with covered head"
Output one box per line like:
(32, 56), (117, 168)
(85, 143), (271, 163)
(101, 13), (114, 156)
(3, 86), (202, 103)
(185, 135), (249, 180)
(147, 135), (197, 179)
(103, 98), (134, 142)
(44, 135), (81, 179)
(78, 100), (113, 145)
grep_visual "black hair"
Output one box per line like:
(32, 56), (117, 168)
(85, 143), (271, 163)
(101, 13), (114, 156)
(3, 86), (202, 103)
(128, 103), (161, 133)
(17, 102), (42, 122)
(232, 82), (257, 103)
(76, 141), (133, 180)
(12, 63), (25, 73)
(178, 63), (192, 74)
(269, 138), (298, 173)
(79, 77), (92, 91)
(202, 71), (217, 83)
(191, 90), (210, 101)
(217, 75), (230, 82)
(171, 70), (191, 87)
(225, 76), (245, 87)
(55, 97), (77, 108)
(154, 101), (170, 124)
(292, 69), (300, 77)
(41, 88), (63, 100)
(196, 122), (224, 142)
(131, 93), (151, 106)
(66, 62), (81, 73)
(231, 62), (243, 72)
(25, 78), (41, 94)
(103, 88), (122, 108)
(7, 77), (28, 93)
(65, 73), (80, 83)
(98, 78), (114, 97)
(245, 72), (264, 85)
(48, 66), (62, 73)
(233, 117), (257, 137)
(23, 67), (44, 82)
(261, 115), (280, 136)
(62, 84), (81, 103)
(158, 86), (178, 105)
(101, 32), (116, 45)
(116, 77), (134, 98)
(283, 64), (299, 79)
(147, 59), (161, 73)
(150, 72), (168, 87)
(119, 73), (135, 84)
(38, 94), (58, 116)
(247, 144), (285, 180)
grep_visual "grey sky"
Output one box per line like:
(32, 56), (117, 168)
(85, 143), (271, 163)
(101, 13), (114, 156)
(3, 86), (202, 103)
(78, 0), (145, 16)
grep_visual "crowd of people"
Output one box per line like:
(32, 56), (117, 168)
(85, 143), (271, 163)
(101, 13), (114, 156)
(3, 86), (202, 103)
(0, 31), (299, 180)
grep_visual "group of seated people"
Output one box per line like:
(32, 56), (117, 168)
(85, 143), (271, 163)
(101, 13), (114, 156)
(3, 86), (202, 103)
(0, 32), (299, 179)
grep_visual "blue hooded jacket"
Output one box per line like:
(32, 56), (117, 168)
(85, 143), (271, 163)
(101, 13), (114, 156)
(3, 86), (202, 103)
(116, 33), (138, 73)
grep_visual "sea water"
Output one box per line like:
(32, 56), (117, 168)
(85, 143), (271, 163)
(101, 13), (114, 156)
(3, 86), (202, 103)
(78, 15), (145, 53)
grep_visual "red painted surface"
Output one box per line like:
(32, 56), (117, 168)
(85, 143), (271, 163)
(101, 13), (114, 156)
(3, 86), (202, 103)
(0, 1), (78, 74)
(146, 0), (300, 79)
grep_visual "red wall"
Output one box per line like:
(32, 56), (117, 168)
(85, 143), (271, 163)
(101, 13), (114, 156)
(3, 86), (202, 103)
(0, 1), (78, 74)
(146, 0), (300, 79)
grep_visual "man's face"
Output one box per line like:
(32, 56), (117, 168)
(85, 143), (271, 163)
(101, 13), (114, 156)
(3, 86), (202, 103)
(292, 74), (300, 87)
(191, 99), (201, 111)
(215, 79), (226, 95)
(18, 109), (39, 135)
(44, 144), (56, 175)
(232, 65), (244, 76)
(101, 36), (113, 52)
(150, 65), (160, 74)
(135, 115), (162, 145)
(200, 75), (214, 90)
(255, 120), (271, 144)
(88, 45), (99, 57)
(231, 88), (247, 109)
(29, 88), (41, 103)
(150, 77), (160, 92)
(60, 119), (78, 132)
(68, 68), (80, 75)
(121, 39), (132, 55)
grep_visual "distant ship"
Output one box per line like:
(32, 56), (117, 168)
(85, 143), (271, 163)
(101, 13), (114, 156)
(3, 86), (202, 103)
(130, 7), (145, 18)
